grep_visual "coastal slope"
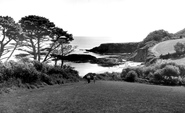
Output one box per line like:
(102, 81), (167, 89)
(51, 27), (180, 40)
(87, 42), (139, 54)
(150, 38), (185, 65)
(151, 38), (185, 57)
(1, 81), (185, 113)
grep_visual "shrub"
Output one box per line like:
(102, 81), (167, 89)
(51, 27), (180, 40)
(0, 60), (80, 89)
(121, 62), (183, 86)
(150, 65), (180, 85)
(177, 65), (185, 77)
(125, 70), (138, 82)
(152, 69), (164, 84)
(121, 68), (133, 79)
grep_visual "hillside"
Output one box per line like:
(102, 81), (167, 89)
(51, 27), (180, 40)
(174, 28), (185, 38)
(1, 81), (185, 113)
(150, 38), (185, 65)
(151, 38), (185, 57)
(87, 42), (139, 54)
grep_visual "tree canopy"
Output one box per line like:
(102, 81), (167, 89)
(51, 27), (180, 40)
(138, 29), (173, 48)
(18, 15), (56, 62)
(0, 16), (23, 60)
(174, 42), (185, 55)
(15, 15), (74, 64)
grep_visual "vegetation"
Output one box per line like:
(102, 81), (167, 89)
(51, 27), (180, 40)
(121, 62), (185, 86)
(84, 72), (121, 81)
(0, 16), (24, 61)
(128, 29), (173, 62)
(153, 39), (185, 60)
(63, 54), (96, 63)
(88, 42), (139, 54)
(2, 81), (185, 112)
(138, 29), (173, 49)
(0, 15), (80, 89)
(124, 70), (138, 82)
(43, 27), (74, 67)
(17, 15), (74, 65)
(0, 59), (81, 89)
(0, 15), (74, 67)
(174, 42), (185, 55)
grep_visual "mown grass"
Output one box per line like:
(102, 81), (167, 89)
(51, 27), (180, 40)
(1, 81), (185, 113)
(151, 38), (185, 56)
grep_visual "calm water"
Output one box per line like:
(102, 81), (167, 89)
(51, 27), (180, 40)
(66, 61), (141, 77)
(8, 36), (141, 77)
(66, 49), (141, 77)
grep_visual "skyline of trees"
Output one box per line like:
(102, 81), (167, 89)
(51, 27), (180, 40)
(0, 15), (74, 67)
(0, 16), (25, 61)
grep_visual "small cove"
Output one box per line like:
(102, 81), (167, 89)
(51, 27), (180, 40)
(66, 49), (142, 77)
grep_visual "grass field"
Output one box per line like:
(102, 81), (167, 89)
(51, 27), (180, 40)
(150, 38), (185, 65)
(151, 38), (185, 56)
(1, 81), (185, 113)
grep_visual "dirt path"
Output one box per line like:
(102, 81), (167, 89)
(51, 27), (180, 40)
(1, 81), (185, 113)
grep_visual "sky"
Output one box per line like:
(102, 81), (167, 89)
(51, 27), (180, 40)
(1, 0), (185, 48)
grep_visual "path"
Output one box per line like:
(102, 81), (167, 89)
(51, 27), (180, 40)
(1, 81), (185, 113)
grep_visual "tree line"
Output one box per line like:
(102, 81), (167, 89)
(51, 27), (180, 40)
(0, 15), (74, 67)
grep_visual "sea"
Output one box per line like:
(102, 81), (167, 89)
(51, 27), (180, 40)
(4, 36), (142, 77)
(67, 36), (142, 77)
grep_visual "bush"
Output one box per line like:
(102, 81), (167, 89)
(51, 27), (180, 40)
(121, 68), (133, 79)
(121, 62), (184, 86)
(0, 60), (80, 88)
(150, 65), (180, 85)
(152, 69), (164, 84)
(125, 70), (138, 82)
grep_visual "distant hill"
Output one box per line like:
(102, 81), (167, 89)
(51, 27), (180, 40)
(130, 29), (173, 62)
(150, 28), (185, 57)
(87, 42), (139, 54)
(174, 28), (185, 38)
(150, 38), (185, 57)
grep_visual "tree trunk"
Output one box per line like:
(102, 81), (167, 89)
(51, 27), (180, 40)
(54, 59), (57, 67)
(60, 43), (64, 68)
(43, 37), (59, 62)
(0, 44), (4, 58)
(0, 30), (6, 58)
(6, 42), (18, 61)
(61, 58), (63, 68)
(37, 38), (41, 62)
(30, 39), (37, 60)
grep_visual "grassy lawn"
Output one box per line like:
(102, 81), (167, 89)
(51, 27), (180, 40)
(150, 38), (185, 65)
(151, 38), (185, 56)
(1, 81), (185, 113)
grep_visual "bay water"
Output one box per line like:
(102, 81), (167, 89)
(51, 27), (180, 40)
(66, 49), (142, 77)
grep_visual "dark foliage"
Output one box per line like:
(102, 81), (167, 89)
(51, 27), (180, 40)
(88, 43), (139, 54)
(121, 62), (185, 86)
(53, 54), (97, 63)
(0, 60), (80, 88)
(138, 29), (172, 49)
(84, 72), (121, 81)
(125, 70), (138, 82)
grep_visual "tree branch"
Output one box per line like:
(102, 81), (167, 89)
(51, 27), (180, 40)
(4, 39), (12, 46)
(6, 41), (18, 61)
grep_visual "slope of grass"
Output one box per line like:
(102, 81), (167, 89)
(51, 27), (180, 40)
(151, 38), (185, 57)
(1, 81), (185, 113)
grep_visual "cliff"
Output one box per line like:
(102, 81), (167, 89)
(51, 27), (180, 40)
(129, 46), (148, 62)
(87, 42), (139, 54)
(129, 41), (157, 62)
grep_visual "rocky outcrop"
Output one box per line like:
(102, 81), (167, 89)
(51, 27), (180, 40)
(87, 42), (139, 54)
(130, 46), (148, 62)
